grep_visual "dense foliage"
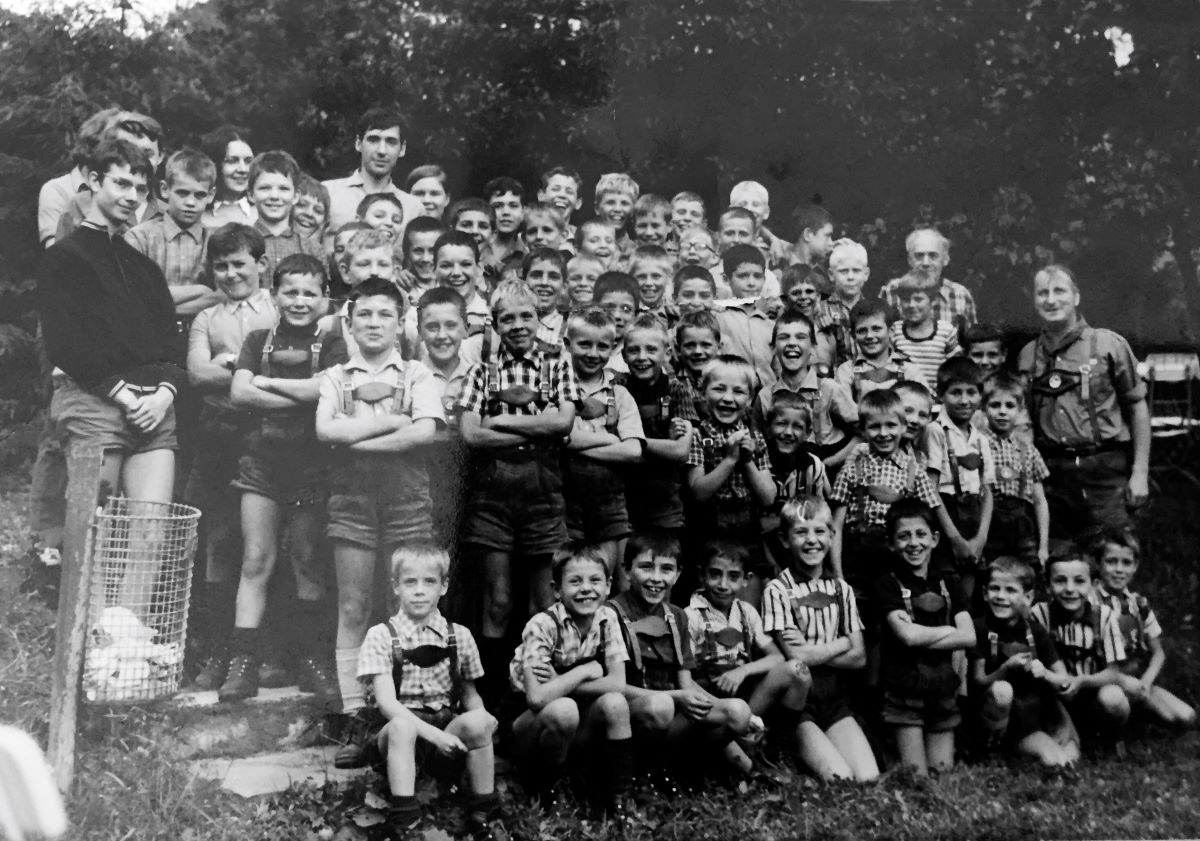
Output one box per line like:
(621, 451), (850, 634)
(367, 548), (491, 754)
(2, 0), (1198, 422)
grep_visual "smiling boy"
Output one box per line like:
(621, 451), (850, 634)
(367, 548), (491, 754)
(248, 150), (325, 287)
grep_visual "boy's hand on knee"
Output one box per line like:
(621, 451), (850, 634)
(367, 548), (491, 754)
(1027, 659), (1046, 680)
(714, 668), (746, 696)
(1056, 675), (1081, 699)
(1002, 652), (1032, 674)
(677, 687), (714, 721)
(429, 729), (468, 758)
(1116, 673), (1145, 699)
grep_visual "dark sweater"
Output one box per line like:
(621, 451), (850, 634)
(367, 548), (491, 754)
(36, 225), (184, 397)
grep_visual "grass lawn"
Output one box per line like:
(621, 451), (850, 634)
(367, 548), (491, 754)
(2, 461), (1199, 841)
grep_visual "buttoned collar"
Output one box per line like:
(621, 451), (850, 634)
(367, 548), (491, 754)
(345, 346), (406, 374)
(390, 609), (449, 639)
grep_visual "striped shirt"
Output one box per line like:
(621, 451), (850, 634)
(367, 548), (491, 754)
(762, 569), (863, 644)
(830, 448), (941, 531)
(889, 319), (961, 393)
(1029, 600), (1125, 677)
(125, 215), (210, 289)
(685, 592), (772, 671)
(984, 429), (1048, 504)
(357, 611), (483, 710)
(508, 602), (628, 692)
(686, 419), (772, 503)
(926, 419), (995, 497)
(458, 345), (579, 418)
(1093, 585), (1161, 664)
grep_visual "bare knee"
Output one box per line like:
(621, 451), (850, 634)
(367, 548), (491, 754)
(337, 587), (373, 633)
(539, 698), (581, 738)
(594, 691), (630, 728)
(1097, 685), (1130, 722)
(239, 544), (275, 581)
(485, 584), (512, 627)
(386, 717), (419, 747)
(716, 698), (752, 732)
(633, 693), (675, 732)
(987, 680), (1014, 710)
(457, 709), (498, 747)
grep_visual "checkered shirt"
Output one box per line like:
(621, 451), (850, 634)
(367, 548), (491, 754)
(762, 569), (863, 645)
(830, 448), (940, 531)
(671, 372), (705, 423)
(984, 429), (1048, 504)
(458, 344), (580, 418)
(881, 277), (977, 329)
(125, 214), (210, 288)
(357, 610), (483, 710)
(814, 298), (856, 366)
(686, 419), (772, 503)
(1029, 601), (1125, 678)
(255, 221), (324, 290)
(685, 592), (772, 670)
(509, 602), (628, 692)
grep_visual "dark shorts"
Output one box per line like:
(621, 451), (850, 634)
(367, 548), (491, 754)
(694, 668), (761, 701)
(986, 496), (1038, 561)
(184, 407), (248, 506)
(462, 448), (567, 556)
(1064, 685), (1123, 732)
(233, 445), (328, 507)
(365, 707), (461, 776)
(625, 468), (685, 531)
(933, 492), (983, 576)
(53, 378), (177, 457)
(968, 681), (1060, 743)
(842, 528), (891, 629)
(327, 456), (433, 550)
(1043, 448), (1133, 539)
(881, 690), (961, 733)
(563, 455), (630, 543)
(800, 668), (855, 731)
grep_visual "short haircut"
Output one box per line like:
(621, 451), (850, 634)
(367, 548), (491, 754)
(71, 107), (122, 167)
(274, 253), (328, 289)
(719, 206), (759, 234)
(701, 354), (755, 390)
(701, 539), (748, 572)
(936, 356), (984, 395)
(730, 180), (769, 205)
(858, 387), (905, 422)
(105, 110), (162, 146)
(625, 312), (669, 342)
(89, 137), (153, 181)
(767, 390), (814, 428)
(434, 230), (480, 263)
(849, 298), (892, 329)
(349, 276), (406, 315)
(568, 253), (604, 274)
(540, 165), (582, 192)
(163, 147), (216, 189)
(524, 201), (567, 231)
(829, 239), (868, 268)
(577, 219), (617, 247)
(343, 228), (396, 264)
(632, 193), (670, 221)
(566, 305), (616, 338)
(624, 529), (682, 568)
(489, 277), (537, 314)
(357, 106), (406, 138)
(779, 494), (834, 532)
(594, 270), (639, 304)
(447, 197), (496, 229)
(335, 220), (372, 238)
(522, 247), (568, 280)
(672, 190), (705, 209)
(629, 244), (672, 275)
(417, 286), (467, 324)
(594, 172), (640, 203)
(722, 243), (766, 277)
(894, 270), (937, 298)
(963, 322), (1005, 349)
(906, 226), (950, 255)
(484, 175), (525, 202)
(404, 164), (446, 191)
(772, 305), (816, 345)
(885, 498), (938, 538)
(779, 264), (822, 297)
(1084, 524), (1140, 564)
(207, 223), (265, 266)
(356, 191), (405, 220)
(390, 540), (449, 582)
(673, 264), (716, 297)
(201, 124), (251, 175)
(1045, 551), (1096, 579)
(983, 371), (1025, 405)
(400, 215), (446, 257)
(1034, 263), (1079, 294)
(893, 379), (933, 406)
(792, 203), (833, 237)
(296, 174), (331, 211)
(247, 150), (301, 190)
(552, 542), (610, 584)
(679, 226), (716, 247)
(675, 309), (722, 345)
(987, 556), (1036, 593)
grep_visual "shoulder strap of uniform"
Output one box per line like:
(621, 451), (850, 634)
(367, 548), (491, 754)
(938, 577), (952, 626)
(607, 599), (642, 674)
(341, 365), (354, 416)
(387, 617), (404, 668)
(893, 573), (913, 619)
(309, 326), (325, 376)
(261, 325), (277, 377)
(663, 607), (685, 668)
(447, 624), (461, 709)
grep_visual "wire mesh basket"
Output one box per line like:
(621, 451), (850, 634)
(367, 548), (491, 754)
(83, 498), (201, 703)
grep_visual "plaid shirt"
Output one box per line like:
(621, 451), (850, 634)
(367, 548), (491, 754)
(881, 277), (977, 329)
(125, 214), (210, 289)
(458, 344), (579, 418)
(830, 448), (940, 531)
(509, 602), (628, 692)
(985, 429), (1048, 504)
(1029, 600), (1125, 677)
(671, 371), (705, 424)
(762, 569), (863, 645)
(813, 298), (855, 368)
(357, 610), (483, 710)
(685, 592), (771, 671)
(687, 418), (772, 503)
(255, 221), (324, 290)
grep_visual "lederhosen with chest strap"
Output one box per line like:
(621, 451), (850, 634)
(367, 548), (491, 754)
(619, 372), (686, 530)
(609, 600), (686, 692)
(692, 601), (754, 692)
(788, 583), (852, 707)
(849, 354), (912, 403)
(477, 338), (562, 466)
(936, 420), (985, 572)
(331, 359), (416, 496)
(889, 575), (961, 696)
(1047, 603), (1106, 678)
(258, 323), (327, 442)
(843, 453), (920, 606)
(988, 436), (1039, 560)
(976, 616), (1059, 738)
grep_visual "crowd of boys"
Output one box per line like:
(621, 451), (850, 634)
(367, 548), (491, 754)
(29, 105), (1193, 841)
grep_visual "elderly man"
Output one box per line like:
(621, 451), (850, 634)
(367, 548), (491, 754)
(323, 107), (423, 233)
(880, 227), (977, 332)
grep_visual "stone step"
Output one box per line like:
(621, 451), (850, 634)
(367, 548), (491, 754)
(188, 745), (368, 797)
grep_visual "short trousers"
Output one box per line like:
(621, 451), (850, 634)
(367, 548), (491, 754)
(841, 529), (891, 629)
(933, 492), (983, 576)
(986, 496), (1038, 561)
(968, 681), (1060, 743)
(462, 449), (567, 556)
(1063, 685), (1123, 733)
(365, 707), (460, 775)
(881, 690), (961, 732)
(563, 455), (630, 543)
(53, 377), (177, 457)
(624, 468), (685, 531)
(327, 457), (433, 549)
(232, 445), (328, 507)
(184, 407), (249, 506)
(800, 668), (855, 731)
(694, 668), (761, 701)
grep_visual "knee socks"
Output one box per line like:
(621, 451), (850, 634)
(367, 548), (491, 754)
(336, 646), (363, 714)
